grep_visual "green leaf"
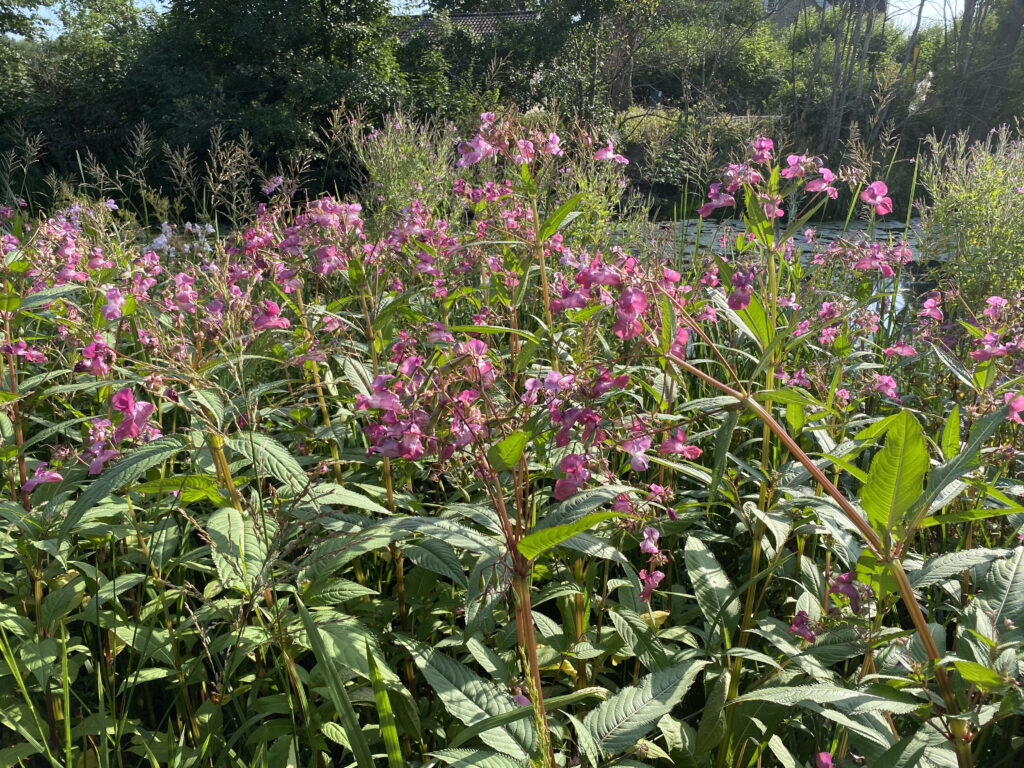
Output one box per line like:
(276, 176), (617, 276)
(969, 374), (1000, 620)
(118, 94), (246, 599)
(448, 688), (607, 750)
(61, 436), (187, 535)
(582, 659), (709, 756)
(539, 193), (583, 241)
(296, 599), (375, 768)
(708, 411), (739, 504)
(732, 684), (924, 714)
(397, 637), (535, 759)
(486, 431), (528, 473)
(953, 660), (1007, 692)
(206, 507), (269, 593)
(517, 511), (624, 561)
(301, 483), (389, 515)
(909, 548), (1012, 589)
(941, 405), (961, 461)
(684, 538), (739, 645)
(228, 432), (308, 494)
(979, 546), (1024, 628)
(403, 539), (468, 587)
(133, 474), (224, 505)
(860, 410), (928, 539)
(608, 608), (672, 670)
(367, 642), (404, 768)
(429, 749), (528, 768)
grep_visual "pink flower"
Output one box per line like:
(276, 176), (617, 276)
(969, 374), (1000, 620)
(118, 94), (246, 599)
(613, 287), (649, 340)
(883, 344), (916, 357)
(594, 140), (628, 164)
(75, 334), (115, 376)
(457, 133), (498, 166)
(815, 753), (834, 768)
(638, 569), (665, 602)
(788, 610), (816, 643)
(749, 136), (773, 164)
(804, 168), (838, 198)
(1006, 392), (1024, 424)
(100, 286), (125, 320)
(23, 463), (63, 493)
(860, 181), (893, 216)
(554, 454), (590, 500)
(658, 428), (701, 459)
(727, 270), (755, 311)
(253, 300), (290, 331)
(829, 571), (861, 613)
(542, 133), (564, 156)
(919, 296), (943, 322)
(640, 526), (660, 554)
(872, 374), (898, 399)
(111, 388), (157, 443)
(984, 296), (1009, 320)
(621, 434), (652, 472)
(515, 139), (535, 164)
(697, 183), (736, 218)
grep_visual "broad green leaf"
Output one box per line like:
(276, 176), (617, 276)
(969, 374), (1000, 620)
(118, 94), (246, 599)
(301, 482), (389, 515)
(953, 660), (1008, 691)
(403, 539), (468, 587)
(206, 507), (269, 593)
(693, 668), (729, 755)
(608, 608), (672, 670)
(486, 431), (528, 473)
(517, 511), (624, 561)
(429, 749), (528, 768)
(733, 684), (924, 714)
(133, 474), (224, 505)
(583, 659), (709, 756)
(979, 546), (1024, 628)
(229, 432), (308, 494)
(860, 410), (928, 539)
(448, 688), (608, 750)
(398, 637), (535, 759)
(61, 436), (187, 535)
(684, 537), (739, 645)
(909, 548), (1012, 589)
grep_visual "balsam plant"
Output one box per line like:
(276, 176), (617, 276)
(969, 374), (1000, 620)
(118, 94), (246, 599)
(0, 114), (1022, 768)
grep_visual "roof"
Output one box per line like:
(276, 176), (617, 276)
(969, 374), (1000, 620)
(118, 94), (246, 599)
(397, 12), (538, 44)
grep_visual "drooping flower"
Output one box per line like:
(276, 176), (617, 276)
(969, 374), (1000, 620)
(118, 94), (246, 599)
(658, 428), (702, 459)
(594, 140), (628, 164)
(554, 454), (590, 500)
(697, 183), (736, 218)
(828, 571), (861, 613)
(253, 300), (290, 331)
(788, 610), (816, 643)
(613, 287), (649, 340)
(640, 526), (660, 555)
(871, 374), (898, 400)
(111, 388), (157, 443)
(728, 270), (755, 311)
(883, 344), (916, 358)
(983, 295), (1009, 320)
(638, 569), (665, 602)
(860, 181), (893, 216)
(804, 167), (838, 199)
(748, 136), (773, 164)
(1006, 392), (1024, 424)
(815, 752), (834, 768)
(100, 286), (125, 320)
(542, 133), (564, 156)
(621, 433), (652, 472)
(23, 462), (63, 493)
(919, 295), (943, 321)
(75, 334), (115, 376)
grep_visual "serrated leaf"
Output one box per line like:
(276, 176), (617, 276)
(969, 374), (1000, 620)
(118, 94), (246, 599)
(941, 405), (961, 461)
(404, 539), (468, 587)
(229, 432), (308, 494)
(910, 548), (1012, 589)
(979, 546), (1024, 628)
(953, 660), (1007, 691)
(732, 684), (924, 714)
(61, 436), (186, 535)
(684, 537), (739, 645)
(708, 410), (739, 504)
(860, 410), (928, 538)
(608, 608), (671, 670)
(133, 474), (223, 505)
(486, 431), (528, 473)
(429, 749), (528, 768)
(206, 507), (270, 593)
(539, 192), (583, 241)
(583, 659), (708, 756)
(397, 638), (535, 759)
(517, 511), (624, 561)
(301, 482), (388, 514)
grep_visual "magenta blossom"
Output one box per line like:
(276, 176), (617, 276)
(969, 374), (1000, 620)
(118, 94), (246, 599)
(23, 462), (63, 493)
(554, 454), (590, 500)
(1006, 392), (1024, 424)
(788, 610), (816, 643)
(828, 571), (861, 613)
(640, 526), (660, 555)
(871, 374), (898, 399)
(111, 388), (157, 443)
(860, 181), (893, 216)
(75, 334), (115, 376)
(919, 296), (943, 321)
(984, 296), (1009, 320)
(659, 428), (702, 459)
(697, 183), (736, 218)
(253, 300), (290, 331)
(594, 140), (628, 164)
(815, 753), (834, 768)
(621, 434), (652, 472)
(749, 136), (773, 164)
(638, 569), (665, 602)
(613, 286), (649, 340)
(728, 270), (755, 311)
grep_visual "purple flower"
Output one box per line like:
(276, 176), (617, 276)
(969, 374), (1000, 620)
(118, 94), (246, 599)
(594, 140), (628, 164)
(23, 463), (63, 493)
(871, 374), (898, 400)
(788, 610), (816, 643)
(640, 526), (660, 554)
(815, 753), (834, 768)
(621, 434), (652, 472)
(727, 271), (755, 311)
(639, 569), (665, 602)
(828, 571), (861, 613)
(749, 136), (773, 164)
(112, 388), (157, 443)
(554, 454), (590, 500)
(253, 300), (290, 331)
(860, 181), (893, 216)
